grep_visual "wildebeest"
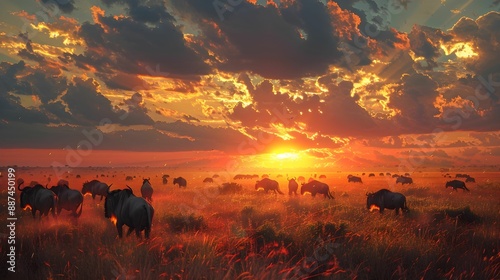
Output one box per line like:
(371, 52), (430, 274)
(173, 177), (187, 188)
(396, 176), (413, 185)
(162, 174), (169, 184)
(18, 179), (57, 219)
(465, 177), (475, 183)
(368, 173), (375, 177)
(392, 174), (400, 178)
(255, 178), (284, 194)
(104, 187), (154, 239)
(287, 177), (299, 195)
(319, 174), (327, 179)
(261, 174), (270, 179)
(300, 180), (334, 199)
(49, 184), (83, 218)
(455, 173), (469, 178)
(366, 189), (408, 215)
(348, 175), (362, 183)
(379, 173), (384, 176)
(446, 180), (470, 191)
(82, 180), (111, 201)
(203, 177), (214, 183)
(125, 176), (133, 181)
(141, 178), (153, 202)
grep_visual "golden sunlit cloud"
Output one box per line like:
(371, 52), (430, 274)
(441, 42), (478, 58)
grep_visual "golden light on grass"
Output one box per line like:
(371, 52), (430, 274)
(23, 205), (32, 211)
(110, 215), (118, 226)
(369, 205), (380, 212)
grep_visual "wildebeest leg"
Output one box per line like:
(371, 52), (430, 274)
(32, 208), (37, 219)
(379, 207), (384, 214)
(92, 193), (96, 200)
(135, 229), (141, 238)
(127, 227), (134, 237)
(116, 223), (124, 238)
(100, 195), (104, 201)
(395, 208), (399, 215)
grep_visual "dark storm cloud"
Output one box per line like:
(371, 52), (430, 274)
(408, 25), (441, 70)
(121, 92), (154, 125)
(171, 0), (347, 79)
(75, 10), (210, 78)
(62, 77), (122, 125)
(101, 0), (174, 23)
(41, 0), (76, 14)
(389, 73), (440, 132)
(451, 12), (500, 76)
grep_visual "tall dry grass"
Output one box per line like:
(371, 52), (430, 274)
(0, 168), (499, 279)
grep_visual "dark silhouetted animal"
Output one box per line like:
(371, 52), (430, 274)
(319, 174), (326, 179)
(49, 184), (83, 218)
(162, 174), (169, 184)
(82, 180), (111, 201)
(368, 173), (375, 177)
(366, 189), (408, 215)
(396, 176), (413, 185)
(392, 174), (400, 178)
(287, 177), (299, 195)
(18, 179), (57, 219)
(300, 180), (334, 199)
(348, 175), (362, 183)
(141, 178), (153, 202)
(379, 173), (384, 176)
(446, 180), (470, 191)
(255, 178), (284, 194)
(105, 187), (154, 239)
(173, 177), (187, 188)
(203, 177), (214, 183)
(125, 176), (133, 181)
(455, 173), (469, 178)
(465, 177), (475, 183)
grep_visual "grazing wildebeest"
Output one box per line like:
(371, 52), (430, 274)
(162, 174), (169, 184)
(300, 180), (334, 199)
(261, 174), (269, 179)
(105, 187), (154, 239)
(392, 174), (400, 178)
(255, 178), (284, 194)
(203, 177), (214, 183)
(455, 173), (469, 178)
(141, 178), (153, 202)
(379, 173), (384, 176)
(396, 176), (413, 185)
(348, 175), (363, 183)
(125, 176), (133, 181)
(173, 177), (187, 188)
(446, 180), (470, 191)
(404, 172), (411, 177)
(287, 177), (299, 195)
(368, 173), (375, 177)
(465, 177), (475, 183)
(49, 184), (83, 218)
(366, 189), (408, 215)
(319, 174), (327, 179)
(18, 179), (57, 219)
(82, 180), (111, 201)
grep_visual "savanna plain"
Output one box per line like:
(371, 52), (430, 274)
(1, 167), (499, 280)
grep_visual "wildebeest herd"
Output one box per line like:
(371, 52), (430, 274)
(16, 171), (474, 239)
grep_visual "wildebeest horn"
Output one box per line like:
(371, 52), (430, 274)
(366, 192), (369, 196)
(126, 185), (133, 191)
(106, 185), (111, 194)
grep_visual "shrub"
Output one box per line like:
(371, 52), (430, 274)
(218, 182), (243, 194)
(164, 214), (207, 233)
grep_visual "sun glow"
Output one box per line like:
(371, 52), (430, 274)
(273, 152), (299, 160)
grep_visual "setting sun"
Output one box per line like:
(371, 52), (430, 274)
(273, 152), (299, 160)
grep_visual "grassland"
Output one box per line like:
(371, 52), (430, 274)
(1, 168), (499, 279)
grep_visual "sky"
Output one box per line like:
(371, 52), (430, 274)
(0, 0), (499, 171)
